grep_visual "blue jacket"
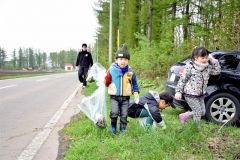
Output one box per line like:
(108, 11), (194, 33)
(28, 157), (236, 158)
(105, 63), (139, 96)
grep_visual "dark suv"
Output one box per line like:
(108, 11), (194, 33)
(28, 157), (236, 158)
(165, 51), (240, 124)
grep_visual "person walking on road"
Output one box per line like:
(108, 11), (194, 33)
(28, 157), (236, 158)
(76, 43), (93, 88)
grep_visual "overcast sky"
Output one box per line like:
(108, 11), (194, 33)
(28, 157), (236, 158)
(0, 0), (99, 55)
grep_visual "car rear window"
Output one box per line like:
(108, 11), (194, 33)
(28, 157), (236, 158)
(219, 54), (240, 70)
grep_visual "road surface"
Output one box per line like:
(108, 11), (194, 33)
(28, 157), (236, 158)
(0, 72), (81, 160)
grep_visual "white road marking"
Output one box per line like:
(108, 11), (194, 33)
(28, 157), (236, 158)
(0, 84), (17, 90)
(17, 84), (81, 160)
(36, 78), (49, 82)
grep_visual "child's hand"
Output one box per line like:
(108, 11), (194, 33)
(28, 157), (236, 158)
(159, 120), (167, 130)
(75, 66), (79, 71)
(161, 124), (167, 130)
(134, 92), (139, 104)
(175, 92), (182, 100)
(208, 54), (218, 63)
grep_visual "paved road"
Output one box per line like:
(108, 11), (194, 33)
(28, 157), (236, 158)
(0, 72), (80, 160)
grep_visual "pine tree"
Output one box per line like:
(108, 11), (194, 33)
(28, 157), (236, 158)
(12, 49), (17, 69)
(28, 48), (35, 69)
(18, 48), (23, 69)
(125, 0), (139, 48)
(0, 48), (6, 68)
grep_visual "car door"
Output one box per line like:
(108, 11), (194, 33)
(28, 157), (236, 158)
(205, 53), (240, 124)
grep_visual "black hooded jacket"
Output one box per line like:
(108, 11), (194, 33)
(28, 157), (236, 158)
(76, 50), (93, 67)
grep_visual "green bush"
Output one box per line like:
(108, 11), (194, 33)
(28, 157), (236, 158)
(129, 34), (191, 80)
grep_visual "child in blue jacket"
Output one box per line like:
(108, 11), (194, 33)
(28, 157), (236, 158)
(105, 44), (139, 134)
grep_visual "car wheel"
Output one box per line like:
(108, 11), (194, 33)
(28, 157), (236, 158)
(205, 93), (240, 124)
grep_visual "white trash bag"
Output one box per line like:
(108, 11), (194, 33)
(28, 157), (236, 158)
(79, 63), (107, 128)
(86, 63), (106, 82)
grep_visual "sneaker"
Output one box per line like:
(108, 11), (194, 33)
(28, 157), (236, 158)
(82, 85), (86, 89)
(179, 111), (191, 124)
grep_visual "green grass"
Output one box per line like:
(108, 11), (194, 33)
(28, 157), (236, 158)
(62, 80), (240, 160)
(81, 81), (98, 96)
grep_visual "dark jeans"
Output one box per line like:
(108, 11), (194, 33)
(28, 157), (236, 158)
(110, 96), (130, 128)
(78, 66), (89, 86)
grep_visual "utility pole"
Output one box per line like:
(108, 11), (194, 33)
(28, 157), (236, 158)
(96, 38), (98, 62)
(117, 29), (120, 48)
(108, 0), (112, 66)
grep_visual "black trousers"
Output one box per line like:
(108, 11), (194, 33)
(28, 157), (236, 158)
(78, 66), (89, 86)
(110, 96), (130, 129)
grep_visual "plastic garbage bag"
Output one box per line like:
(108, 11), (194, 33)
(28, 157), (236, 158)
(79, 63), (107, 128)
(86, 63), (106, 82)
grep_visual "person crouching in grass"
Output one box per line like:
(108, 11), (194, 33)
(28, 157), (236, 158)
(128, 91), (174, 129)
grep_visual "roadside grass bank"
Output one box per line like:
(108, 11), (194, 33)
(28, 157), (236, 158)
(61, 80), (240, 160)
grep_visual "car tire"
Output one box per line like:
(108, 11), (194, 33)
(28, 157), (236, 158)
(205, 93), (240, 124)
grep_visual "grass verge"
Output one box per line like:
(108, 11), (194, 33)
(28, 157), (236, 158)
(61, 80), (240, 160)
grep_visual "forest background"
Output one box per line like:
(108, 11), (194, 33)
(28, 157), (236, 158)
(1, 0), (240, 80)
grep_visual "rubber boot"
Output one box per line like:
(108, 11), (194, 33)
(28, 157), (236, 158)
(120, 123), (126, 134)
(179, 111), (191, 124)
(111, 121), (117, 134)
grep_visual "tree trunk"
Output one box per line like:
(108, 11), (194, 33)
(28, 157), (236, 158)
(147, 0), (153, 44)
(183, 0), (190, 40)
(113, 0), (119, 50)
(172, 2), (177, 46)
